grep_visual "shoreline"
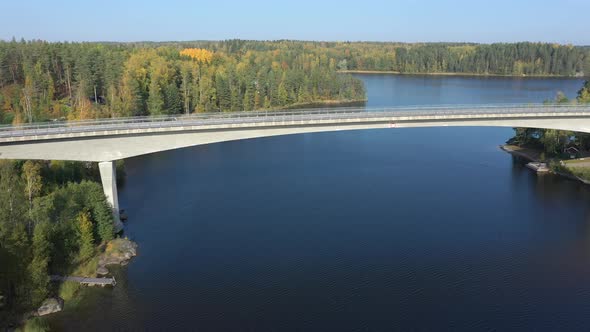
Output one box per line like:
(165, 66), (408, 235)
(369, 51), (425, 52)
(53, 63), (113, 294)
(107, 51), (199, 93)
(339, 70), (583, 79)
(500, 144), (590, 185)
(499, 145), (540, 162)
(275, 99), (367, 110)
(17, 238), (138, 329)
(282, 98), (368, 109)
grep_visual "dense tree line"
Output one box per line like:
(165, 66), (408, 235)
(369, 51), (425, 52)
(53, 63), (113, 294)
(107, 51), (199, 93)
(120, 40), (590, 77)
(0, 39), (366, 124)
(2, 39), (587, 125)
(184, 40), (588, 76)
(316, 41), (589, 76)
(0, 160), (119, 325)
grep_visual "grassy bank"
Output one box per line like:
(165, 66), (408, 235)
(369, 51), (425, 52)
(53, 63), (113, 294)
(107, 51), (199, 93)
(17, 317), (50, 332)
(501, 145), (590, 184)
(552, 160), (590, 183)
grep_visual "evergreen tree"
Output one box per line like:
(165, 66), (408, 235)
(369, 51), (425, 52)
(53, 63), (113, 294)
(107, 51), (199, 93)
(164, 82), (182, 114)
(147, 78), (164, 116)
(243, 82), (255, 111)
(215, 72), (231, 111)
(22, 160), (43, 233)
(76, 210), (94, 261)
(28, 221), (52, 306)
(80, 181), (114, 243)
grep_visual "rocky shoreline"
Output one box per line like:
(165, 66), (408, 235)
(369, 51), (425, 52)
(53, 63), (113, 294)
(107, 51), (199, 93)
(97, 238), (138, 276)
(27, 238), (138, 323)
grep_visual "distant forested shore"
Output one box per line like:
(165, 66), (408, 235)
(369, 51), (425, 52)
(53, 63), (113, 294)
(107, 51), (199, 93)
(0, 40), (588, 124)
(321, 41), (589, 76)
(0, 39), (367, 124)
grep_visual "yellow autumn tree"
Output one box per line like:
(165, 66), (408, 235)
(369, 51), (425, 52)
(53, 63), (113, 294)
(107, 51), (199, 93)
(180, 48), (214, 64)
(77, 210), (95, 261)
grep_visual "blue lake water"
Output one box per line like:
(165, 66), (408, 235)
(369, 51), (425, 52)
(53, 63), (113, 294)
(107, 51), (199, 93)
(48, 74), (590, 331)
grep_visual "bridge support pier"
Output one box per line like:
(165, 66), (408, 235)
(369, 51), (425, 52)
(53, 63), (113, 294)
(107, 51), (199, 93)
(99, 161), (123, 233)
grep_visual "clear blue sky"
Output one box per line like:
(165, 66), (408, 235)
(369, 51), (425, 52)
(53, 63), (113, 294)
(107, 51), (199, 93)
(2, 0), (588, 44)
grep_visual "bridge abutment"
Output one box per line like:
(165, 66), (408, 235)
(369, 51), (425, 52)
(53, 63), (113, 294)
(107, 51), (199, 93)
(99, 161), (123, 233)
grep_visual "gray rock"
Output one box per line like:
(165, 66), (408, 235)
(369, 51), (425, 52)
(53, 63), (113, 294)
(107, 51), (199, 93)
(96, 266), (109, 276)
(98, 238), (138, 267)
(37, 297), (64, 316)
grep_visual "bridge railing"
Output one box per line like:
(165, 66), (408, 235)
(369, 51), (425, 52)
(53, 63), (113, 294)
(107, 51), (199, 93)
(1, 104), (590, 139)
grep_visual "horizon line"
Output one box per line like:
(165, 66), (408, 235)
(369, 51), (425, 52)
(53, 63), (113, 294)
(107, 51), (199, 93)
(0, 37), (587, 47)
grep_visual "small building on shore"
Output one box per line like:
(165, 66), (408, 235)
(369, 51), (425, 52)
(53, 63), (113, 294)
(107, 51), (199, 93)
(564, 146), (580, 159)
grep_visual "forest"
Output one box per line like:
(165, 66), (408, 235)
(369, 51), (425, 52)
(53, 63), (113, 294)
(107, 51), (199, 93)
(168, 40), (589, 76)
(0, 160), (127, 327)
(0, 39), (367, 124)
(0, 40), (588, 125)
(321, 41), (589, 76)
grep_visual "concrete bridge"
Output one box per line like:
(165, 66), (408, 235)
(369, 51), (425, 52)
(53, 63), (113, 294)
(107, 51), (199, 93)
(1, 104), (590, 231)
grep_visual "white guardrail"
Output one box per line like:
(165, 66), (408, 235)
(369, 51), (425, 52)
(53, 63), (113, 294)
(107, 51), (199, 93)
(1, 104), (590, 139)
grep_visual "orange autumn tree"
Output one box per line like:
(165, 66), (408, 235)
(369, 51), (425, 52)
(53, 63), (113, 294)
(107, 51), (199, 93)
(180, 48), (214, 64)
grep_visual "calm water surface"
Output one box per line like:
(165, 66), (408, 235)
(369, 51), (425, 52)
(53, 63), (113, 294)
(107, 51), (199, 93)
(49, 75), (590, 331)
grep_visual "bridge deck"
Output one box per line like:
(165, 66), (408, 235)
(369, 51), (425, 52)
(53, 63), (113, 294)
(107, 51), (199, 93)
(1, 104), (590, 143)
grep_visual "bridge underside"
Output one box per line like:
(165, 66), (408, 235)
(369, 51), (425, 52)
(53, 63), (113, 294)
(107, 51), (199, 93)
(1, 117), (590, 162)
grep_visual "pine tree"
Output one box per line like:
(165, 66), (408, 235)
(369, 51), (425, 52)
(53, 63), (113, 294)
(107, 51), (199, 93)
(278, 82), (289, 105)
(164, 82), (182, 114)
(147, 79), (164, 116)
(243, 82), (255, 111)
(28, 221), (52, 306)
(80, 181), (114, 243)
(215, 73), (231, 111)
(22, 160), (43, 234)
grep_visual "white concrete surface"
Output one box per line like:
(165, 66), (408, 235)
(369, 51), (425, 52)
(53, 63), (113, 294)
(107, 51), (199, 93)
(99, 161), (123, 232)
(1, 112), (590, 162)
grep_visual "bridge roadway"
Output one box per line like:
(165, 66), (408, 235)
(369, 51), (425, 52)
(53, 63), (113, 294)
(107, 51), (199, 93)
(2, 103), (590, 231)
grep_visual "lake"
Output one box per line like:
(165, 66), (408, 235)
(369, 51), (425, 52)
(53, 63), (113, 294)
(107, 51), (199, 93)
(48, 74), (590, 331)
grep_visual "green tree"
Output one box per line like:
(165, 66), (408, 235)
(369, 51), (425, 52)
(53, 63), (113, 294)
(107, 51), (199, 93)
(22, 161), (43, 232)
(556, 91), (569, 104)
(164, 82), (182, 114)
(243, 84), (255, 111)
(0, 161), (27, 236)
(80, 181), (113, 243)
(278, 82), (289, 105)
(179, 62), (193, 114)
(28, 222), (52, 306)
(76, 210), (95, 261)
(147, 78), (165, 115)
(215, 72), (231, 111)
(578, 81), (590, 103)
(540, 129), (572, 155)
(0, 161), (29, 311)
